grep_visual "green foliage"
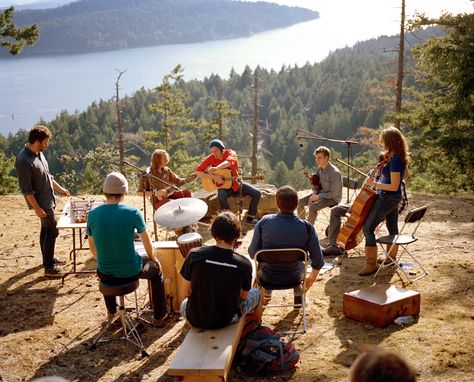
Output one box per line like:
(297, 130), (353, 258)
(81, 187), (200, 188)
(270, 161), (290, 188)
(0, 152), (17, 194)
(147, 65), (196, 152)
(403, 12), (474, 193)
(5, 0), (318, 56)
(0, 6), (38, 55)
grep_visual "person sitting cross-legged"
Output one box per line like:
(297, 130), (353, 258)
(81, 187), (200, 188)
(179, 211), (263, 329)
(248, 185), (325, 304)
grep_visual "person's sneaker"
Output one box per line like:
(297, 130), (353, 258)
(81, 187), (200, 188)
(323, 244), (344, 256)
(53, 257), (67, 265)
(44, 265), (64, 277)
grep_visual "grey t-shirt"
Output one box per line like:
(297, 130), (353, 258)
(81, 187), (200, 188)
(15, 145), (56, 213)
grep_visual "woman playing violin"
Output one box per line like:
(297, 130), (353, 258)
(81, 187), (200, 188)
(138, 149), (192, 210)
(359, 127), (409, 276)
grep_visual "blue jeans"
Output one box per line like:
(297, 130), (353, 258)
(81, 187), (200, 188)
(363, 194), (401, 247)
(217, 182), (261, 217)
(40, 213), (59, 269)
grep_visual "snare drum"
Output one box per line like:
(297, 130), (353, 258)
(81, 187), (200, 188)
(177, 232), (203, 258)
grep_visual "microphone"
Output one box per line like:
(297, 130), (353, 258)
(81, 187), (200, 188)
(296, 132), (303, 148)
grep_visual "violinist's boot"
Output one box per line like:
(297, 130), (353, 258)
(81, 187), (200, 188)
(359, 246), (378, 276)
(377, 244), (398, 265)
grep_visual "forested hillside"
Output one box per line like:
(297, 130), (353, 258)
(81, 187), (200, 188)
(2, 17), (472, 195)
(0, 29), (429, 191)
(4, 0), (318, 56)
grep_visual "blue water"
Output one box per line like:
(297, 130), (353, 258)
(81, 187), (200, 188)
(3, 0), (466, 136)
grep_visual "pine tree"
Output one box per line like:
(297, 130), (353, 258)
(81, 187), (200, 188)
(0, 6), (39, 55)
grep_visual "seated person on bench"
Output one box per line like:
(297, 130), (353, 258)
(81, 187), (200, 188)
(86, 172), (168, 326)
(248, 185), (325, 303)
(179, 211), (262, 329)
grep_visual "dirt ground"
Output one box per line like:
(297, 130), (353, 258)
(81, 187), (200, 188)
(0, 191), (473, 382)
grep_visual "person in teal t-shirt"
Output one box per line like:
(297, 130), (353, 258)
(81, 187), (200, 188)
(86, 172), (168, 325)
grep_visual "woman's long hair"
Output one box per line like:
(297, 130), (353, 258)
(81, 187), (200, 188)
(150, 149), (169, 172)
(380, 127), (409, 165)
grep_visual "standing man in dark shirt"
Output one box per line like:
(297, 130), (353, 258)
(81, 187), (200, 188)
(179, 211), (262, 329)
(15, 125), (70, 276)
(297, 146), (342, 225)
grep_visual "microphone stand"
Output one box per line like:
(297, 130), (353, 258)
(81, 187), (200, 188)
(123, 160), (182, 240)
(296, 129), (360, 204)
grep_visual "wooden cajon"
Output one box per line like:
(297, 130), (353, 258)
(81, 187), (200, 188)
(167, 319), (245, 382)
(343, 283), (420, 328)
(153, 241), (181, 311)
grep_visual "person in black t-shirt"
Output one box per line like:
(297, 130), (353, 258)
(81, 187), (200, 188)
(179, 211), (262, 329)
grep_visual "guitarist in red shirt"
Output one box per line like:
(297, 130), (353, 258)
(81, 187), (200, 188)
(195, 139), (261, 225)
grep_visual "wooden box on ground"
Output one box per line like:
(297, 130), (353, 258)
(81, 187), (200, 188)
(168, 319), (245, 382)
(343, 283), (420, 328)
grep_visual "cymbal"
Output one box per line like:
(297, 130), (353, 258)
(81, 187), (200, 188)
(153, 198), (208, 228)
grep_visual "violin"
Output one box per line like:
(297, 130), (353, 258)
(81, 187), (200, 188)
(304, 170), (322, 194)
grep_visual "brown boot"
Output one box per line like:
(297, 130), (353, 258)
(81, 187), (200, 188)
(359, 246), (378, 276)
(377, 244), (399, 265)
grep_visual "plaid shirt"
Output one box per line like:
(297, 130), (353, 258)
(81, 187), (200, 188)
(398, 180), (408, 215)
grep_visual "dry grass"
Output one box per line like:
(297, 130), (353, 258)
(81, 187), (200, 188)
(0, 192), (473, 382)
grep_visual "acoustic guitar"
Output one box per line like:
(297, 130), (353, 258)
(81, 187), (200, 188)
(201, 169), (265, 192)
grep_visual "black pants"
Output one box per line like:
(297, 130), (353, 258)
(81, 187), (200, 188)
(40, 214), (59, 269)
(97, 257), (166, 319)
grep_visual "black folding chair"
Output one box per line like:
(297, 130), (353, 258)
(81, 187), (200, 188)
(254, 248), (308, 334)
(374, 205), (429, 284)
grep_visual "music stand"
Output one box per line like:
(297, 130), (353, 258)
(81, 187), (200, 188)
(296, 129), (360, 204)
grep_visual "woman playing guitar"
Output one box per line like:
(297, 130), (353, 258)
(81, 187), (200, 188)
(358, 127), (409, 276)
(138, 149), (194, 210)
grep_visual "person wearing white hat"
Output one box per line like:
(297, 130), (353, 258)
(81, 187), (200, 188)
(86, 172), (168, 325)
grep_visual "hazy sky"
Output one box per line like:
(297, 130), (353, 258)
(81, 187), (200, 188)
(2, 0), (473, 15)
(1, 0), (473, 39)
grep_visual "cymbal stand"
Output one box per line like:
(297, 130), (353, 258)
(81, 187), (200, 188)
(295, 129), (360, 204)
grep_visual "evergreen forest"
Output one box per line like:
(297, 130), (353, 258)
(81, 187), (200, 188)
(2, 0), (318, 56)
(1, 12), (473, 196)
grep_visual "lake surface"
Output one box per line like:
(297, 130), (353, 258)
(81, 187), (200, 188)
(1, 0), (469, 136)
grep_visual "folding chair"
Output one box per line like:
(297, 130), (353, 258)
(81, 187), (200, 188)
(374, 205), (429, 284)
(254, 248), (308, 335)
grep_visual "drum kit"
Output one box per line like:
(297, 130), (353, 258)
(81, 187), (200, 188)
(153, 198), (207, 257)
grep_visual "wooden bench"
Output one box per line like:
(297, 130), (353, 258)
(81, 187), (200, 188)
(167, 319), (245, 381)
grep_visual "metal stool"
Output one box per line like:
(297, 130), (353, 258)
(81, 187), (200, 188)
(89, 280), (148, 357)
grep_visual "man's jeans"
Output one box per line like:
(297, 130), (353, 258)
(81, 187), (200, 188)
(40, 213), (59, 269)
(217, 182), (261, 217)
(297, 194), (337, 224)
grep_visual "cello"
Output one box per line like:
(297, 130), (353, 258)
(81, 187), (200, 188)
(335, 157), (387, 251)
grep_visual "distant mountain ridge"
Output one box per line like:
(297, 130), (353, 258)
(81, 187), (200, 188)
(5, 0), (319, 56)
